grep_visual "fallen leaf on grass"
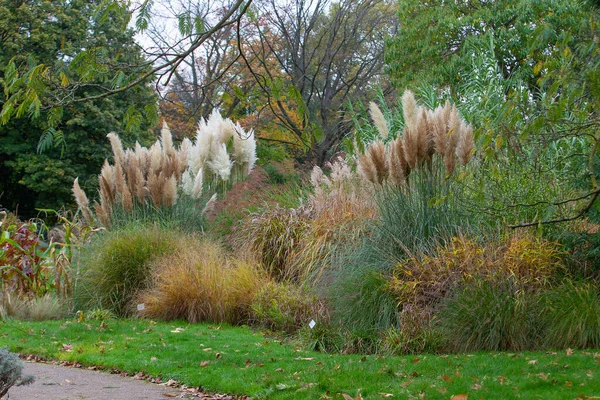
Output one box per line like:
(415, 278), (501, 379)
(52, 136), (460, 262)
(61, 344), (73, 352)
(377, 393), (394, 398)
(203, 348), (212, 352)
(451, 395), (468, 400)
(340, 394), (363, 400)
(528, 360), (538, 365)
(566, 382), (573, 387)
(566, 348), (574, 356)
(200, 361), (210, 367)
(294, 357), (315, 361)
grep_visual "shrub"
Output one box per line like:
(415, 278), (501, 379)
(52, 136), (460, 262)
(251, 281), (324, 333)
(137, 239), (267, 324)
(541, 280), (600, 349)
(0, 347), (34, 398)
(439, 280), (541, 352)
(73, 224), (182, 316)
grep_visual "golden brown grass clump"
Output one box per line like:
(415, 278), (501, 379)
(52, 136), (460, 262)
(136, 237), (268, 324)
(358, 90), (475, 185)
(234, 158), (377, 285)
(387, 231), (564, 321)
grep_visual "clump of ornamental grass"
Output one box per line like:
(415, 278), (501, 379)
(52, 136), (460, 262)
(251, 281), (326, 333)
(358, 91), (474, 185)
(288, 158), (378, 284)
(382, 231), (564, 353)
(233, 206), (311, 282)
(355, 92), (476, 263)
(234, 158), (377, 284)
(540, 279), (600, 349)
(439, 279), (541, 352)
(72, 110), (257, 229)
(136, 238), (267, 325)
(73, 224), (185, 317)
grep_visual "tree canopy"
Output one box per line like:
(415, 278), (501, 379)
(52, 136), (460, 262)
(0, 0), (157, 217)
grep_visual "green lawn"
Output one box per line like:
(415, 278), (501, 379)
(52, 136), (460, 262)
(1, 319), (599, 399)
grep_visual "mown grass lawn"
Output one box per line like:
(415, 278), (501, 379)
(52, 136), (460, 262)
(1, 319), (599, 399)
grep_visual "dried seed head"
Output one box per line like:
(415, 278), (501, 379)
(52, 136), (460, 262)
(162, 175), (178, 208)
(107, 132), (124, 167)
(403, 125), (419, 169)
(72, 178), (94, 224)
(369, 102), (389, 140)
(358, 152), (378, 184)
(388, 136), (407, 185)
(416, 107), (430, 164)
(456, 122), (475, 165)
(402, 90), (418, 130)
(368, 140), (388, 184)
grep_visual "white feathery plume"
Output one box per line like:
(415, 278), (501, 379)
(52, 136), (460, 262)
(192, 167), (204, 199)
(160, 120), (174, 156)
(232, 124), (257, 175)
(181, 170), (194, 196)
(207, 142), (233, 181)
(402, 90), (419, 130)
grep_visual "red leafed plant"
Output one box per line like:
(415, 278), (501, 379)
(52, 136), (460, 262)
(0, 221), (55, 297)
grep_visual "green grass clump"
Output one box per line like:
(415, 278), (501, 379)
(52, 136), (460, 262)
(251, 281), (323, 333)
(541, 280), (600, 349)
(2, 319), (600, 399)
(73, 224), (183, 317)
(439, 280), (540, 352)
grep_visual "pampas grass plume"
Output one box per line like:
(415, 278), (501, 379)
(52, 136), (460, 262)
(233, 125), (257, 175)
(208, 142), (233, 181)
(72, 178), (94, 224)
(402, 90), (418, 130)
(107, 132), (124, 167)
(457, 122), (475, 165)
(369, 102), (389, 140)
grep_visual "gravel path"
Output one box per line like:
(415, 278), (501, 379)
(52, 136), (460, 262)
(6, 361), (242, 400)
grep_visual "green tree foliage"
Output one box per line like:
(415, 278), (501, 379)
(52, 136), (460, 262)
(0, 0), (157, 217)
(386, 0), (585, 91)
(386, 0), (599, 226)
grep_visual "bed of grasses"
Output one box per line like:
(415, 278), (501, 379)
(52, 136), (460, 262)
(2, 96), (600, 399)
(2, 319), (600, 400)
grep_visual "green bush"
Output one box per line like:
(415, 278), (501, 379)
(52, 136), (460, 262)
(330, 264), (401, 335)
(73, 224), (182, 317)
(541, 280), (600, 349)
(439, 280), (540, 352)
(251, 281), (322, 333)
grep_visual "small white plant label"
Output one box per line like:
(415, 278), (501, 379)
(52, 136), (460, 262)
(309, 320), (316, 329)
(137, 303), (145, 311)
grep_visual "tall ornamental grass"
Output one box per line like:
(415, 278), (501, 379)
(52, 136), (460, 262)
(73, 224), (183, 317)
(329, 91), (476, 338)
(72, 110), (257, 230)
(136, 239), (267, 325)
